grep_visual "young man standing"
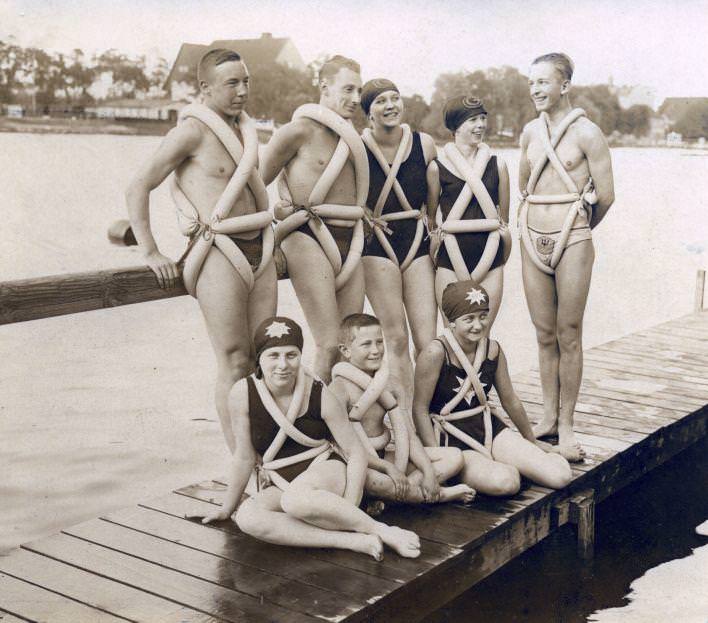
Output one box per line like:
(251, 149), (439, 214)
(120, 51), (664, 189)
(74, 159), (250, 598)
(126, 49), (277, 451)
(260, 55), (368, 381)
(518, 53), (614, 461)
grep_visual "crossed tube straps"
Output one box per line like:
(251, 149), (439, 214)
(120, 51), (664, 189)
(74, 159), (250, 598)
(519, 108), (592, 275)
(331, 362), (410, 472)
(431, 328), (494, 459)
(253, 367), (335, 491)
(361, 124), (426, 272)
(438, 142), (511, 282)
(274, 104), (369, 291)
(171, 103), (274, 296)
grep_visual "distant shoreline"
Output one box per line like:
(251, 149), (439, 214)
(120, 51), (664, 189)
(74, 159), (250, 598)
(1, 116), (706, 150)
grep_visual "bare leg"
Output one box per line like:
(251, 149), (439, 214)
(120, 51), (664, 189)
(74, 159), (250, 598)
(521, 246), (561, 439)
(247, 261), (278, 356)
(458, 449), (521, 497)
(196, 247), (263, 452)
(491, 429), (572, 489)
(282, 232), (363, 382)
(402, 255), (438, 355)
(554, 240), (594, 461)
(280, 460), (421, 558)
(363, 256), (414, 410)
(235, 484), (384, 559)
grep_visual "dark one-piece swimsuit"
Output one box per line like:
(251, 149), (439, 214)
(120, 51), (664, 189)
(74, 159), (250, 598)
(436, 155), (505, 272)
(247, 375), (344, 484)
(429, 338), (507, 449)
(363, 131), (430, 263)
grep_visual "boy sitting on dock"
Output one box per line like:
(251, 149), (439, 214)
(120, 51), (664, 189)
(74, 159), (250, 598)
(328, 314), (476, 505)
(125, 49), (277, 452)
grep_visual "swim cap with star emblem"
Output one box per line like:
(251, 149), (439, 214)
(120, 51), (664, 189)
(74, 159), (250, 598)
(254, 316), (304, 362)
(441, 279), (490, 321)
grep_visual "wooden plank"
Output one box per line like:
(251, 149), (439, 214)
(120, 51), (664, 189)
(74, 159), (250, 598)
(583, 354), (708, 396)
(104, 504), (400, 603)
(64, 518), (362, 622)
(352, 503), (554, 622)
(595, 340), (708, 370)
(610, 335), (708, 365)
(514, 374), (703, 413)
(0, 611), (28, 623)
(521, 401), (659, 435)
(593, 342), (705, 383)
(0, 548), (218, 622)
(23, 533), (316, 623)
(634, 329), (708, 354)
(0, 266), (186, 326)
(142, 493), (455, 585)
(0, 572), (127, 623)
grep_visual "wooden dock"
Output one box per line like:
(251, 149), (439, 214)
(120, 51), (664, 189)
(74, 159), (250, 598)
(1, 311), (706, 622)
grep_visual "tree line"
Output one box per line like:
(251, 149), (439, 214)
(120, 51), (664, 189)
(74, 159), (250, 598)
(2, 40), (704, 140)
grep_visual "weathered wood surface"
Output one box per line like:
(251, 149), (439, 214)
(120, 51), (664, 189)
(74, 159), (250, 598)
(1, 311), (706, 622)
(0, 266), (186, 325)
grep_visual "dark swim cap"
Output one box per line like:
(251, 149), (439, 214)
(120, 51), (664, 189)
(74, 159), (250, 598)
(443, 95), (487, 132)
(253, 316), (304, 363)
(361, 78), (400, 115)
(441, 279), (490, 321)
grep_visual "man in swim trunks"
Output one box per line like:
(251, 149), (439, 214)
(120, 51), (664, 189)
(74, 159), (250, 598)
(126, 49), (277, 452)
(329, 314), (476, 506)
(519, 53), (614, 461)
(260, 55), (366, 382)
(192, 316), (421, 560)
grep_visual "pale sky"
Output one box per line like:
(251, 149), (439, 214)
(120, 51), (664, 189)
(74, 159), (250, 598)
(1, 0), (707, 104)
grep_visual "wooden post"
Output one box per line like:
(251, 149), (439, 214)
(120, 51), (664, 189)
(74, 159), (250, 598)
(695, 269), (706, 313)
(570, 489), (596, 559)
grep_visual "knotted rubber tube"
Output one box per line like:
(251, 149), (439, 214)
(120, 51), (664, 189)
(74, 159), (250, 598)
(430, 329), (494, 458)
(437, 143), (505, 282)
(253, 368), (334, 491)
(361, 124), (425, 272)
(172, 103), (273, 295)
(275, 104), (369, 291)
(331, 362), (410, 472)
(519, 108), (590, 275)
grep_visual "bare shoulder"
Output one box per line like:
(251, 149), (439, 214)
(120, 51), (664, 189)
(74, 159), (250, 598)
(488, 339), (501, 361)
(167, 117), (204, 149)
(419, 131), (438, 163)
(520, 118), (540, 146)
(228, 377), (250, 414)
(272, 117), (314, 146)
(574, 116), (608, 148)
(420, 338), (445, 364)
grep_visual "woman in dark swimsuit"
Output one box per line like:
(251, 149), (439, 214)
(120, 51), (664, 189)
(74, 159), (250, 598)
(413, 281), (572, 496)
(359, 79), (439, 409)
(429, 95), (512, 323)
(193, 316), (421, 560)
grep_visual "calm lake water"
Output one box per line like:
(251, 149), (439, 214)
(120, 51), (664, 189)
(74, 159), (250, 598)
(1, 133), (707, 620)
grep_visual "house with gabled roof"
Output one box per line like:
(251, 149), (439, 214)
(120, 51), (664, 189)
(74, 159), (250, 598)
(165, 33), (307, 102)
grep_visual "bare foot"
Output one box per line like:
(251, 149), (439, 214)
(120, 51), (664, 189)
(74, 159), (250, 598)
(439, 484), (476, 505)
(376, 524), (421, 558)
(354, 534), (384, 561)
(533, 417), (558, 439)
(557, 428), (586, 463)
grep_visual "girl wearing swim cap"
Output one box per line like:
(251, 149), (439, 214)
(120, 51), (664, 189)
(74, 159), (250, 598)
(359, 78), (439, 411)
(192, 316), (421, 560)
(429, 95), (512, 323)
(412, 282), (573, 496)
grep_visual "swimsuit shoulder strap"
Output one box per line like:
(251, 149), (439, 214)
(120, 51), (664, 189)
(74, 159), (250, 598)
(433, 337), (452, 365)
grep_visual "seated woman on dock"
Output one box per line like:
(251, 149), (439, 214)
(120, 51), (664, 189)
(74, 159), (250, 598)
(194, 316), (421, 560)
(328, 313), (476, 508)
(412, 280), (573, 496)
